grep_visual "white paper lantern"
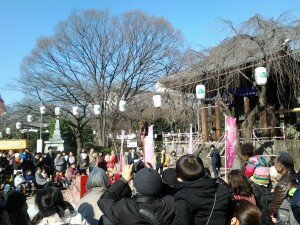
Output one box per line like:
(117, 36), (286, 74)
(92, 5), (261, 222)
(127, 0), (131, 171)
(94, 104), (101, 115)
(153, 95), (162, 108)
(55, 107), (61, 116)
(119, 100), (126, 112)
(196, 84), (206, 100)
(16, 122), (21, 130)
(72, 106), (79, 116)
(5, 127), (11, 135)
(0, 132), (2, 139)
(255, 67), (268, 86)
(93, 130), (96, 135)
(27, 115), (33, 123)
(40, 106), (46, 114)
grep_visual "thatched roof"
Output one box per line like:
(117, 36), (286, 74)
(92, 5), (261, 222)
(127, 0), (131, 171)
(161, 36), (300, 88)
(160, 15), (300, 103)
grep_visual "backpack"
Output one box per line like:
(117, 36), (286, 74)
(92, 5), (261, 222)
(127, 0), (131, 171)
(137, 207), (163, 225)
(135, 198), (165, 225)
(278, 198), (299, 225)
(252, 183), (274, 225)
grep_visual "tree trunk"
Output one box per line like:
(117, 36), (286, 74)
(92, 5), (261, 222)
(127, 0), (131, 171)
(76, 133), (82, 156)
(259, 86), (269, 137)
(242, 105), (259, 143)
(244, 97), (250, 118)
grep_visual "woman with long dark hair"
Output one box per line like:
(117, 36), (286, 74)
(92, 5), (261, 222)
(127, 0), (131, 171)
(228, 169), (256, 205)
(32, 187), (88, 225)
(231, 200), (262, 225)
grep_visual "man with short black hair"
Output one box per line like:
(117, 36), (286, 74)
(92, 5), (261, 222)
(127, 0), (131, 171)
(99, 165), (175, 225)
(173, 154), (232, 225)
(271, 151), (296, 216)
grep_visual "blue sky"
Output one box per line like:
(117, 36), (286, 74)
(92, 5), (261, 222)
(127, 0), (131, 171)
(1, 0), (299, 105)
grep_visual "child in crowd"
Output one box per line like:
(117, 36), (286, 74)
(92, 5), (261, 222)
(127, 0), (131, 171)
(41, 168), (49, 179)
(53, 171), (68, 188)
(14, 171), (25, 192)
(250, 167), (274, 225)
(65, 164), (78, 182)
(24, 170), (35, 195)
(59, 171), (68, 188)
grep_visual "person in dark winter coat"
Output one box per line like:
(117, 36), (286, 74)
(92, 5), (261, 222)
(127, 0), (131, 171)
(172, 154), (233, 225)
(0, 206), (11, 225)
(209, 145), (221, 178)
(271, 152), (296, 215)
(98, 165), (175, 225)
(161, 168), (178, 197)
(127, 149), (138, 165)
(0, 153), (9, 172)
(291, 187), (300, 223)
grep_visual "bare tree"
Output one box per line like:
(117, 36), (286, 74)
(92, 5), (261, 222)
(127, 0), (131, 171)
(19, 10), (183, 153)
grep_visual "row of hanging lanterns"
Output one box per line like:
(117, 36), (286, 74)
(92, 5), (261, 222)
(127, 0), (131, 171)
(195, 67), (268, 100)
(4, 67), (268, 136)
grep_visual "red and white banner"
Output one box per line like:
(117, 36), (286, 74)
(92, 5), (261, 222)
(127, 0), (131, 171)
(119, 130), (125, 172)
(225, 116), (237, 168)
(144, 125), (154, 166)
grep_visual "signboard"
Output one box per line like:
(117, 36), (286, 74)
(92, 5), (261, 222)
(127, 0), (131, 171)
(0, 139), (28, 150)
(127, 140), (138, 148)
(37, 139), (43, 153)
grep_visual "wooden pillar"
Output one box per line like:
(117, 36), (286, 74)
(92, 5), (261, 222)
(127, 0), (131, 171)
(244, 97), (250, 118)
(259, 86), (269, 137)
(201, 104), (209, 142)
(215, 104), (221, 140)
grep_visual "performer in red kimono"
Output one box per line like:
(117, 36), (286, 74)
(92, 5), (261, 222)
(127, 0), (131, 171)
(107, 151), (118, 171)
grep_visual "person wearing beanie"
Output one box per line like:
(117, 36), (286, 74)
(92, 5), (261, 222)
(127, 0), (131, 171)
(98, 165), (175, 225)
(161, 168), (179, 196)
(250, 167), (274, 225)
(251, 167), (271, 187)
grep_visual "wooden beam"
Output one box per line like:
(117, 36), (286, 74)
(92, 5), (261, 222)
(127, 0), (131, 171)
(274, 108), (300, 114)
(215, 104), (221, 140)
(244, 97), (250, 118)
(201, 105), (209, 142)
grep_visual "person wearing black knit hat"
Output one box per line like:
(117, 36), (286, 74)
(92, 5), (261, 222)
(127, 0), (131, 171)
(98, 165), (175, 225)
(161, 168), (179, 197)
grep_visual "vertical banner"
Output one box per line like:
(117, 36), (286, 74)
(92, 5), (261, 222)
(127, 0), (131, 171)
(144, 125), (154, 166)
(188, 124), (193, 154)
(37, 139), (43, 153)
(225, 116), (237, 168)
(119, 130), (125, 172)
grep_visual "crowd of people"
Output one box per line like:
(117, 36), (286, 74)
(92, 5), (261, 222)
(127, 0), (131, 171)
(0, 143), (299, 225)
